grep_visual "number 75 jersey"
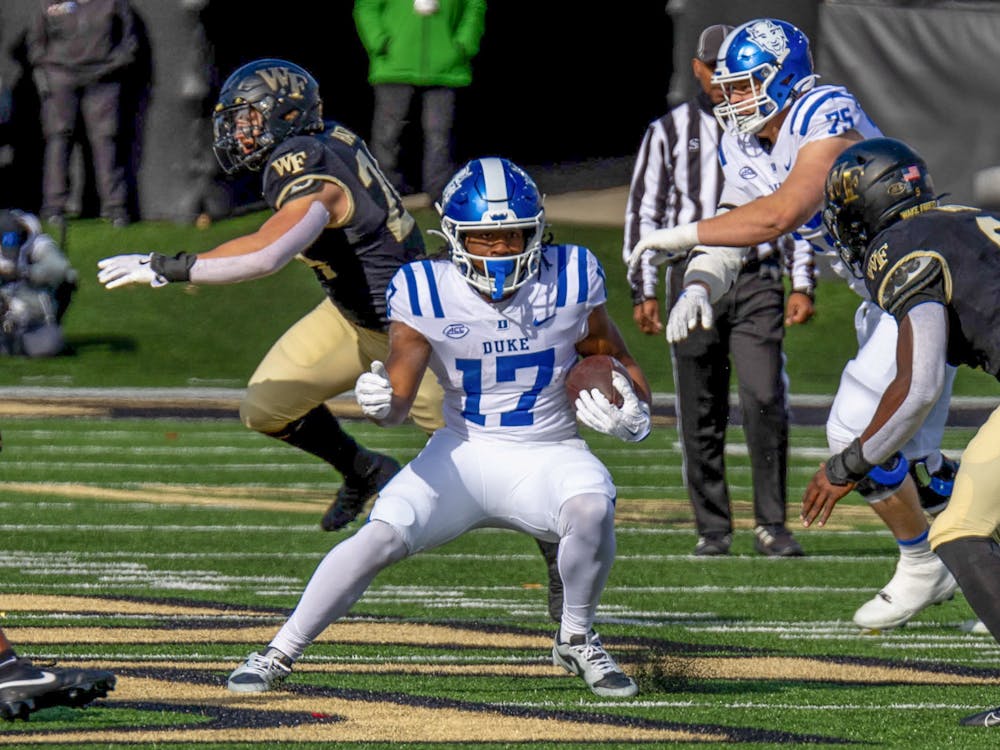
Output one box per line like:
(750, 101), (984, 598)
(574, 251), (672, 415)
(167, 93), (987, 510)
(387, 244), (608, 443)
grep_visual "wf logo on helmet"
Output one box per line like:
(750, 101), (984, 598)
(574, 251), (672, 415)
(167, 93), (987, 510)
(258, 67), (309, 97)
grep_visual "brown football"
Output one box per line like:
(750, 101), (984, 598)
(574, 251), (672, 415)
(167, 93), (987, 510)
(565, 355), (631, 408)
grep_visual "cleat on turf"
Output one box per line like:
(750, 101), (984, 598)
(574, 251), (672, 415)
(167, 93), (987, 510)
(227, 648), (293, 693)
(0, 658), (115, 721)
(321, 451), (401, 531)
(853, 553), (957, 631)
(552, 629), (638, 698)
(753, 525), (804, 557)
(535, 538), (563, 623)
(960, 705), (1000, 727)
(694, 533), (732, 556)
(960, 619), (989, 635)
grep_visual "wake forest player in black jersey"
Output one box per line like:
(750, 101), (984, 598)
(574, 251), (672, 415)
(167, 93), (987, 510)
(800, 137), (1000, 727)
(96, 59), (444, 531)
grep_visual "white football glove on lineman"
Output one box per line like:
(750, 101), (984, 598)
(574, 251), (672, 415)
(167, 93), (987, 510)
(355, 360), (393, 420)
(574, 371), (651, 443)
(97, 253), (169, 289)
(626, 222), (700, 273)
(666, 284), (713, 343)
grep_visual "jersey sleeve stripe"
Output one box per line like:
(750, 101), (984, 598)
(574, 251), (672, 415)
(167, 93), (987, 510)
(419, 260), (445, 318)
(399, 263), (423, 317)
(793, 89), (851, 136)
(398, 260), (444, 319)
(553, 245), (567, 308)
(575, 245), (589, 303)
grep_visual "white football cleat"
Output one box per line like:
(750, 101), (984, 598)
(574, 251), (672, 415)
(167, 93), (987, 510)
(853, 553), (958, 631)
(227, 648), (293, 693)
(960, 618), (989, 635)
(552, 629), (638, 698)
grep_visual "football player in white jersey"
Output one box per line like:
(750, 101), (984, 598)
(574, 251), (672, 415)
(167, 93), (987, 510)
(227, 157), (652, 699)
(625, 18), (960, 631)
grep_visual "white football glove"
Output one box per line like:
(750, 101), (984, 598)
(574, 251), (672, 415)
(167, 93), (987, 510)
(97, 253), (169, 289)
(355, 360), (393, 420)
(666, 284), (713, 343)
(626, 222), (700, 273)
(574, 371), (651, 443)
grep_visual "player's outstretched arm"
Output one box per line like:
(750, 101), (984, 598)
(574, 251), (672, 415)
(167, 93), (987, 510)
(97, 184), (348, 289)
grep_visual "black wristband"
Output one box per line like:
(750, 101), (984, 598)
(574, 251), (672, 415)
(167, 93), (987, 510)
(150, 252), (196, 282)
(825, 437), (875, 485)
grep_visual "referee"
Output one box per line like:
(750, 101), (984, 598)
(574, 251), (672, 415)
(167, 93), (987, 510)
(624, 23), (814, 557)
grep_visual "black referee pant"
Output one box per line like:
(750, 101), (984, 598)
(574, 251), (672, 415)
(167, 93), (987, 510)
(667, 256), (789, 538)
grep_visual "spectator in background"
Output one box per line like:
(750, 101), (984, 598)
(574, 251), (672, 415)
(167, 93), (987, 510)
(353, 0), (486, 205)
(0, 208), (77, 357)
(624, 24), (811, 557)
(27, 0), (139, 229)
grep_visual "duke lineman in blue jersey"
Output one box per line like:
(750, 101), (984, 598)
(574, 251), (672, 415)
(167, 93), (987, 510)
(227, 157), (652, 698)
(625, 18), (961, 632)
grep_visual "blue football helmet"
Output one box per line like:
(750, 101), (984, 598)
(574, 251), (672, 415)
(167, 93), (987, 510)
(212, 59), (324, 174)
(434, 157), (544, 301)
(712, 18), (818, 135)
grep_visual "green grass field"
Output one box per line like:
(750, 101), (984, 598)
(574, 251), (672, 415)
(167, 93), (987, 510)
(4, 210), (998, 396)
(1, 415), (997, 748)
(1, 214), (998, 747)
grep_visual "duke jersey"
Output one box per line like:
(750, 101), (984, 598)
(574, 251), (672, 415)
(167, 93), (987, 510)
(387, 244), (607, 443)
(262, 120), (425, 331)
(717, 85), (882, 297)
(863, 206), (1000, 378)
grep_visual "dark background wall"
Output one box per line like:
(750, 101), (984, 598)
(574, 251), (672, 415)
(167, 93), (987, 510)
(2, 1), (998, 221)
(0, 0), (674, 221)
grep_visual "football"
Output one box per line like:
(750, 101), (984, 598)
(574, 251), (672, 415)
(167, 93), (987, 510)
(565, 355), (631, 408)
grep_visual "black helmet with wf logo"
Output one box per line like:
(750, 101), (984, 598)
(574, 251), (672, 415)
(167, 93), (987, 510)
(212, 58), (324, 174)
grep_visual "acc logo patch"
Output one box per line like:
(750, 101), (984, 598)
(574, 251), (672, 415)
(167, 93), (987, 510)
(444, 323), (470, 339)
(739, 166), (758, 180)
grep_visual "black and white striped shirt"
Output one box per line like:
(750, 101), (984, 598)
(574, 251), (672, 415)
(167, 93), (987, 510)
(623, 96), (814, 304)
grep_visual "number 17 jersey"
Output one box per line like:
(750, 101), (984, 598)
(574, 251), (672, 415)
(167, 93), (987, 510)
(387, 244), (607, 443)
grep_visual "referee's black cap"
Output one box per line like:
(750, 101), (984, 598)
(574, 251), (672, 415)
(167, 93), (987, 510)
(696, 24), (734, 64)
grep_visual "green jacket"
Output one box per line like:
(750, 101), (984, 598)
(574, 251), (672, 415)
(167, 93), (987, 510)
(354, 0), (486, 87)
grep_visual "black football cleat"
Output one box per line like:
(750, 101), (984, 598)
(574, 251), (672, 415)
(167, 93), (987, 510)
(960, 705), (1000, 727)
(753, 525), (805, 557)
(535, 538), (563, 623)
(0, 658), (115, 721)
(321, 450), (401, 531)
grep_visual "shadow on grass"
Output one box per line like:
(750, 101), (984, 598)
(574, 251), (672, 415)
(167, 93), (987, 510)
(63, 335), (138, 355)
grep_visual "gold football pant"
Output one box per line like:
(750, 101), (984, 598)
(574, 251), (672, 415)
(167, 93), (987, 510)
(239, 298), (444, 435)
(929, 404), (1000, 548)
